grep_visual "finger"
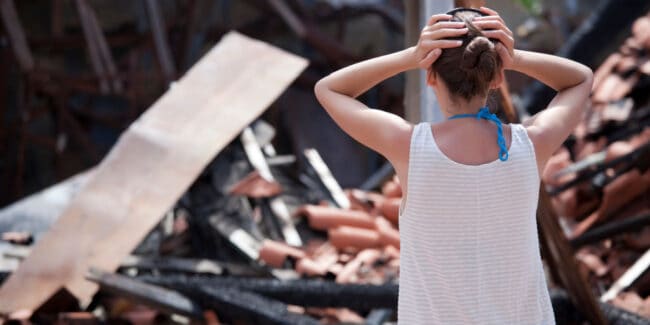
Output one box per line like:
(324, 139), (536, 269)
(479, 6), (499, 16)
(420, 48), (442, 67)
(472, 20), (513, 36)
(418, 40), (464, 52)
(473, 15), (506, 27)
(421, 27), (468, 40)
(495, 42), (512, 60)
(422, 21), (465, 32)
(482, 29), (514, 49)
(426, 14), (452, 26)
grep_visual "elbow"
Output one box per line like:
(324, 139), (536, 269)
(580, 64), (594, 88)
(313, 78), (328, 103)
(314, 77), (332, 105)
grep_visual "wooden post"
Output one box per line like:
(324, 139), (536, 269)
(403, 0), (453, 123)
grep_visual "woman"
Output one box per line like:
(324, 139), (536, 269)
(314, 6), (593, 325)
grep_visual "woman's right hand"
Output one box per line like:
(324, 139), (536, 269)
(472, 7), (516, 69)
(412, 14), (467, 69)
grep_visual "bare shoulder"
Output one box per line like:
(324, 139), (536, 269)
(389, 122), (416, 169)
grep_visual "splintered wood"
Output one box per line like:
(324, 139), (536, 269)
(0, 31), (307, 313)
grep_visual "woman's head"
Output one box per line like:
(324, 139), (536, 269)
(430, 9), (503, 103)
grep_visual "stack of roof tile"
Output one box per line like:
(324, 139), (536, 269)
(541, 11), (650, 318)
(255, 176), (403, 322)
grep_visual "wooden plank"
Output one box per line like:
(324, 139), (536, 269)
(0, 31), (307, 313)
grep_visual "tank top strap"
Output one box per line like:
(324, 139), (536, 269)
(398, 122), (429, 217)
(510, 123), (536, 159)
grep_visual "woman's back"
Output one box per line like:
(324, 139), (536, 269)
(397, 122), (555, 324)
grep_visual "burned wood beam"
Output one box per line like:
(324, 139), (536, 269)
(600, 249), (650, 302)
(264, 0), (356, 65)
(570, 212), (650, 248)
(241, 127), (302, 246)
(144, 0), (176, 84)
(195, 286), (319, 325)
(549, 141), (650, 195)
(138, 275), (398, 311)
(0, 0), (34, 71)
(140, 275), (320, 325)
(303, 148), (350, 209)
(83, 0), (122, 94)
(554, 151), (607, 180)
(267, 0), (306, 37)
(86, 268), (203, 319)
(75, 0), (110, 94)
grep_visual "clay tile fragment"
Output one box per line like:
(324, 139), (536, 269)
(1, 232), (33, 245)
(379, 197), (401, 224)
(612, 292), (648, 317)
(346, 189), (376, 212)
(381, 176), (402, 198)
(296, 248), (339, 276)
(383, 244), (400, 259)
(203, 310), (221, 325)
(632, 16), (650, 48)
(228, 170), (282, 198)
(258, 239), (305, 268)
(375, 217), (400, 249)
(335, 248), (381, 283)
(328, 226), (380, 250)
(297, 205), (375, 230)
(576, 248), (608, 277)
(593, 53), (621, 90)
(295, 257), (326, 276)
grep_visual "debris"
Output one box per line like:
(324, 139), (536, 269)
(0, 31), (308, 313)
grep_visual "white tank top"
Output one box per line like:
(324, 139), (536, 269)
(397, 122), (556, 324)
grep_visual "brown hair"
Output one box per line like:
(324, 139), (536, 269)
(432, 10), (502, 101)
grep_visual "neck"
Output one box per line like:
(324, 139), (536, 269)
(435, 90), (487, 119)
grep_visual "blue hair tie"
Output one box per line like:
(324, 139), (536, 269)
(448, 106), (509, 161)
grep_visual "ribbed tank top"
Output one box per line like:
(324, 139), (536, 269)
(397, 122), (556, 324)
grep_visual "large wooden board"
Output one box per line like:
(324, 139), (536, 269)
(0, 31), (308, 312)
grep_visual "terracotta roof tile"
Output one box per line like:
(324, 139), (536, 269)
(258, 239), (305, 268)
(297, 205), (376, 231)
(328, 226), (381, 251)
(228, 170), (282, 198)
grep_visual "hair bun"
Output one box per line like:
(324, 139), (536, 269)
(460, 36), (497, 73)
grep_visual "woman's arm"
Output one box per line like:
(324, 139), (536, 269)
(509, 50), (593, 163)
(474, 7), (593, 170)
(314, 15), (467, 166)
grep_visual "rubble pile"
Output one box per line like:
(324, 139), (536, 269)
(541, 12), (650, 319)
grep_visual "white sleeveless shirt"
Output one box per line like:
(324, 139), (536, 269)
(397, 122), (556, 324)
